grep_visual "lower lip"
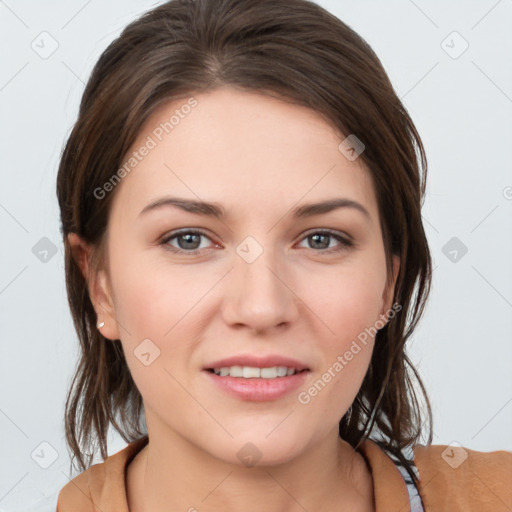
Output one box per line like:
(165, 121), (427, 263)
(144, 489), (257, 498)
(203, 370), (310, 401)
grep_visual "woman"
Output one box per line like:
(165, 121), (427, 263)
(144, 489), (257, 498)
(56, 0), (511, 510)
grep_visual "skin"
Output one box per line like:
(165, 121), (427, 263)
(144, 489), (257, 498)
(69, 85), (400, 512)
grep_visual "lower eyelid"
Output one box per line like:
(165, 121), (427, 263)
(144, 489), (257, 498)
(161, 230), (214, 251)
(298, 232), (353, 250)
(161, 230), (353, 252)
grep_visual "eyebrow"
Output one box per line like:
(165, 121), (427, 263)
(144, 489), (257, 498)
(138, 196), (371, 220)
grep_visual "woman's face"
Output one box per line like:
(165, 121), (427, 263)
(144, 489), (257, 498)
(80, 86), (399, 465)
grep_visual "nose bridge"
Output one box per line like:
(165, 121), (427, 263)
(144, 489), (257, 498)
(223, 236), (298, 330)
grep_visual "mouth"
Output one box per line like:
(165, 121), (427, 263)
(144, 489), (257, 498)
(203, 367), (311, 401)
(203, 354), (310, 376)
(202, 355), (311, 401)
(204, 366), (309, 378)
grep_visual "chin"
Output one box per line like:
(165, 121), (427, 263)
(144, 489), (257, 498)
(204, 431), (312, 468)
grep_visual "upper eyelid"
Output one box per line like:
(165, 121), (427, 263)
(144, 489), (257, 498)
(161, 228), (353, 248)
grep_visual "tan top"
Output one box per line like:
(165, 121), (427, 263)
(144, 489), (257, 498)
(56, 436), (512, 511)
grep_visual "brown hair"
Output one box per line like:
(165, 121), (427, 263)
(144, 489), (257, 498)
(57, 0), (433, 484)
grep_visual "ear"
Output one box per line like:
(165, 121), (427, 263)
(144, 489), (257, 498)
(67, 233), (120, 340)
(380, 253), (401, 321)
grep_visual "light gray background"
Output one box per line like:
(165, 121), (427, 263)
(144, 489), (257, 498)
(1, 0), (511, 510)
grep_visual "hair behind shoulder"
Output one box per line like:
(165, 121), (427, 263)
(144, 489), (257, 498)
(57, 0), (433, 483)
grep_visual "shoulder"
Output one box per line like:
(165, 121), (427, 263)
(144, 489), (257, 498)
(413, 443), (512, 511)
(56, 462), (105, 511)
(56, 436), (149, 511)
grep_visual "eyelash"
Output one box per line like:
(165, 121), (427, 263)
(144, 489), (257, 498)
(159, 228), (354, 255)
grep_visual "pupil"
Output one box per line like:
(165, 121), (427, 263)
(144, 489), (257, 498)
(310, 234), (328, 249)
(180, 233), (200, 250)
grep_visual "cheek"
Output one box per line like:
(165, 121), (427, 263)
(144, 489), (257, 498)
(110, 245), (200, 337)
(109, 255), (210, 377)
(110, 274), (189, 410)
(296, 255), (386, 409)
(306, 255), (387, 340)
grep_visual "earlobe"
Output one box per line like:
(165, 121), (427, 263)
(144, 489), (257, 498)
(91, 269), (120, 340)
(67, 232), (120, 340)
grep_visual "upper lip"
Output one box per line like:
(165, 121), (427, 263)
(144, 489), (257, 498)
(204, 354), (310, 371)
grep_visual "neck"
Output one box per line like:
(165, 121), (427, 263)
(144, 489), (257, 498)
(127, 425), (374, 512)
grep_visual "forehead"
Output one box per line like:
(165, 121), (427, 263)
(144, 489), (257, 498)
(108, 86), (378, 224)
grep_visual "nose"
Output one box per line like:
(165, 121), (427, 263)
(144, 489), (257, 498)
(221, 245), (300, 334)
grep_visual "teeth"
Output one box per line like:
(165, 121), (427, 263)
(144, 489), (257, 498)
(243, 366), (260, 378)
(212, 366), (299, 378)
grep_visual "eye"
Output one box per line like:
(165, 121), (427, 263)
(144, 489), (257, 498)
(160, 229), (216, 253)
(297, 230), (353, 252)
(160, 228), (353, 255)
